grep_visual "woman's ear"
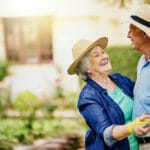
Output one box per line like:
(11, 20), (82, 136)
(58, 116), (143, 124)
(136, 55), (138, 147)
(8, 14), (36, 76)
(86, 68), (91, 74)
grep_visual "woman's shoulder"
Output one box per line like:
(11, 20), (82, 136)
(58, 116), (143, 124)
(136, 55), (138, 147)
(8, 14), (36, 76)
(110, 73), (132, 81)
(79, 83), (98, 98)
(110, 72), (123, 78)
(110, 73), (135, 88)
(78, 83), (99, 106)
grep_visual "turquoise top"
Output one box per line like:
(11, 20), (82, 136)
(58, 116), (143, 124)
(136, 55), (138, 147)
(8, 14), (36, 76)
(108, 85), (139, 150)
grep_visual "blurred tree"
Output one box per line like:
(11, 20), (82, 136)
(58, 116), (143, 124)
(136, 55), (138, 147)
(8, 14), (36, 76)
(135, 0), (150, 4)
(0, 60), (9, 81)
(95, 0), (150, 7)
(95, 0), (132, 8)
(109, 0), (132, 8)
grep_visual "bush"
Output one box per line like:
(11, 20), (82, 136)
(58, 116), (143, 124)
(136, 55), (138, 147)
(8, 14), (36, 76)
(0, 118), (87, 146)
(0, 88), (12, 117)
(14, 90), (38, 113)
(0, 60), (9, 81)
(64, 93), (78, 109)
(0, 140), (14, 150)
(55, 85), (64, 99)
(0, 119), (33, 145)
(39, 98), (57, 116)
(106, 45), (142, 81)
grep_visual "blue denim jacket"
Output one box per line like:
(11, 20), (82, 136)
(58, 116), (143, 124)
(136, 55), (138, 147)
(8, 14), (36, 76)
(78, 73), (135, 150)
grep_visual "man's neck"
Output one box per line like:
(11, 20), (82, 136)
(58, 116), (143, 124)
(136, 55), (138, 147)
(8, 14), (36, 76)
(144, 49), (150, 61)
(141, 43), (150, 60)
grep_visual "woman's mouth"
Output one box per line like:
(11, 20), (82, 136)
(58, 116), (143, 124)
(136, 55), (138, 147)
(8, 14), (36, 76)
(100, 59), (109, 66)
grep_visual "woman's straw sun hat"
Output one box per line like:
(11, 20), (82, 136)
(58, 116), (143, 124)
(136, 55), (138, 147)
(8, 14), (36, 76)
(67, 37), (108, 75)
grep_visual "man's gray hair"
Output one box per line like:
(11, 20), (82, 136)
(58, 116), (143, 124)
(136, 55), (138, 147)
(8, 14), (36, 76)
(75, 50), (91, 81)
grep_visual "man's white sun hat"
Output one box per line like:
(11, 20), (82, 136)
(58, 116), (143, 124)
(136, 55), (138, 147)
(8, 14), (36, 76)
(129, 4), (150, 37)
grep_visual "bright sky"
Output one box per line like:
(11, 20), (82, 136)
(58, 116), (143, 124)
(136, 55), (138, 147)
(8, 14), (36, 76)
(0, 0), (55, 17)
(0, 0), (97, 17)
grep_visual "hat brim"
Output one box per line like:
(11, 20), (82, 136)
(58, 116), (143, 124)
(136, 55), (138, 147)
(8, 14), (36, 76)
(129, 18), (150, 37)
(67, 37), (108, 75)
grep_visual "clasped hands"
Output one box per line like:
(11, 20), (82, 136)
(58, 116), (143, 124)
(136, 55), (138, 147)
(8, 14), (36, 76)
(127, 114), (150, 136)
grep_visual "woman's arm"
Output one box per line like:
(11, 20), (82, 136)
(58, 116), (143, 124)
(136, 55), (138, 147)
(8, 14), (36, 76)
(78, 99), (112, 136)
(78, 97), (150, 147)
(112, 114), (150, 141)
(112, 124), (130, 140)
(78, 98), (122, 147)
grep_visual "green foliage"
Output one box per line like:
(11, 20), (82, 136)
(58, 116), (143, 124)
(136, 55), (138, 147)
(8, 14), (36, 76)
(0, 119), (38, 145)
(14, 90), (38, 113)
(55, 85), (64, 99)
(39, 98), (57, 115)
(31, 118), (86, 137)
(0, 88), (11, 109)
(106, 45), (142, 81)
(64, 93), (78, 109)
(78, 78), (86, 89)
(0, 140), (14, 150)
(0, 60), (9, 81)
(0, 88), (11, 118)
(0, 118), (86, 147)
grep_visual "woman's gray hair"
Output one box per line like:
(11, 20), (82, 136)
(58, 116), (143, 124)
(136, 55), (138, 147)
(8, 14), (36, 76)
(75, 50), (91, 81)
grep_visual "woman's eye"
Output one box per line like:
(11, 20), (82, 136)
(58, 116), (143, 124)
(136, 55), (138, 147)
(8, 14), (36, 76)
(94, 55), (99, 57)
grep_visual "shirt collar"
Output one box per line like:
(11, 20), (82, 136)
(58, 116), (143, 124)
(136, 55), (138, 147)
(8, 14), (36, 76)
(142, 55), (150, 66)
(87, 75), (118, 92)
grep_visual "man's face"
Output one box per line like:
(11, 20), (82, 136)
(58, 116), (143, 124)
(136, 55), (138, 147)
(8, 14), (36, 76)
(127, 24), (145, 53)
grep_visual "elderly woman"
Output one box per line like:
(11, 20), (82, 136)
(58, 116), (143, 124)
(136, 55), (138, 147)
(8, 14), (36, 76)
(67, 37), (150, 150)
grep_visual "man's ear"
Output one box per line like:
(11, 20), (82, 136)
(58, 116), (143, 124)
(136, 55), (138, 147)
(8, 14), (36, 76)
(143, 32), (148, 39)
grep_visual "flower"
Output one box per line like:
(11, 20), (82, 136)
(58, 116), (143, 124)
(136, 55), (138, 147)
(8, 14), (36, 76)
(55, 77), (62, 84)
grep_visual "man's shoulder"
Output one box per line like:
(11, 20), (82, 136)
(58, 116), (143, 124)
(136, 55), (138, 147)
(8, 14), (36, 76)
(137, 55), (150, 72)
(138, 55), (146, 65)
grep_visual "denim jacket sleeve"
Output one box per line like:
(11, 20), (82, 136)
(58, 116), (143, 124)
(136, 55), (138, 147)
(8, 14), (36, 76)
(104, 125), (117, 147)
(78, 97), (113, 138)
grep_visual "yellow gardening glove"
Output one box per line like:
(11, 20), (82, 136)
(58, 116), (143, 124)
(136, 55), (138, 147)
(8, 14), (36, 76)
(127, 118), (150, 134)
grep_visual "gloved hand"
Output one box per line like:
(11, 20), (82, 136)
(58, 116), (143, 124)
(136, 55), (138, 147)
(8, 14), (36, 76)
(127, 118), (150, 134)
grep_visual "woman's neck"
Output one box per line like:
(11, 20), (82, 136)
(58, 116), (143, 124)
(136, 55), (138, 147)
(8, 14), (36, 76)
(91, 73), (109, 85)
(90, 73), (116, 92)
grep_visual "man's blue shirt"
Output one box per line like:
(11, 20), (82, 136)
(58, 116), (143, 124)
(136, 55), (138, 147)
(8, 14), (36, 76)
(132, 55), (150, 137)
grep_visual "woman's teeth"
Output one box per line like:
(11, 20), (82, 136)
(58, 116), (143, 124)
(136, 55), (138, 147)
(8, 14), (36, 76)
(101, 60), (108, 66)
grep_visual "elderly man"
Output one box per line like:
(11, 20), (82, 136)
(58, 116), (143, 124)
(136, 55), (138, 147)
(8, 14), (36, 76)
(127, 4), (150, 150)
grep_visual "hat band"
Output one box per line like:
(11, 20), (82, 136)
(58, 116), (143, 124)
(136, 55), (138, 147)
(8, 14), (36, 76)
(131, 15), (150, 28)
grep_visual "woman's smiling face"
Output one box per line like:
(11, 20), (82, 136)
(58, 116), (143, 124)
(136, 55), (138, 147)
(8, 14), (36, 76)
(87, 45), (112, 76)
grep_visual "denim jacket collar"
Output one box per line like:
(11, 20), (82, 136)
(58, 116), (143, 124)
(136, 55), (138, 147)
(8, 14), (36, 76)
(87, 74), (119, 92)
